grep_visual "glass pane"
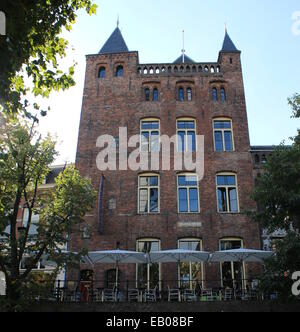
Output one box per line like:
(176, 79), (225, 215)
(218, 188), (227, 212)
(178, 131), (185, 152)
(212, 88), (218, 101)
(217, 175), (236, 186)
(229, 188), (238, 212)
(141, 132), (149, 152)
(179, 88), (184, 101)
(151, 132), (160, 152)
(233, 262), (243, 289)
(178, 176), (197, 186)
(149, 263), (159, 289)
(142, 122), (159, 130)
(177, 121), (195, 129)
(214, 131), (223, 151)
(179, 189), (188, 213)
(179, 241), (201, 251)
(153, 89), (159, 101)
(187, 89), (192, 101)
(220, 240), (242, 251)
(214, 121), (231, 129)
(149, 177), (158, 186)
(145, 89), (150, 101)
(99, 68), (106, 78)
(224, 131), (233, 151)
(221, 88), (226, 102)
(139, 177), (148, 186)
(150, 189), (159, 213)
(221, 262), (233, 288)
(139, 189), (148, 213)
(187, 131), (196, 152)
(137, 264), (148, 288)
(189, 188), (199, 212)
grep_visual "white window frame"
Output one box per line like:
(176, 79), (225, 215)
(213, 118), (235, 152)
(177, 173), (200, 214)
(216, 173), (240, 214)
(138, 173), (160, 214)
(176, 118), (197, 153)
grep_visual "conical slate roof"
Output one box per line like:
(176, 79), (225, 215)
(221, 31), (240, 53)
(99, 27), (129, 54)
(173, 54), (195, 64)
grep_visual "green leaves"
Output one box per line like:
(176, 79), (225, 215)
(0, 119), (96, 305)
(0, 0), (97, 116)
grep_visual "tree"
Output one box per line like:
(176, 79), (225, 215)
(251, 94), (300, 300)
(0, 118), (96, 308)
(0, 0), (97, 116)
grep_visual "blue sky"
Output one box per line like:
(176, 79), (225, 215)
(38, 0), (300, 164)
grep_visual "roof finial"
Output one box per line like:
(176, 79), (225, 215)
(182, 29), (185, 63)
(117, 14), (120, 28)
(225, 22), (227, 33)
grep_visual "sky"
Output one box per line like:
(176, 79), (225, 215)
(37, 0), (300, 164)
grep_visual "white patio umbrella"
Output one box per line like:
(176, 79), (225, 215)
(209, 249), (274, 263)
(85, 250), (148, 287)
(149, 249), (210, 263)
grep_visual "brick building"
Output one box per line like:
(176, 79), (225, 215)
(69, 26), (263, 290)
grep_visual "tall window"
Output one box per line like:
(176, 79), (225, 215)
(212, 88), (218, 102)
(219, 239), (245, 289)
(145, 88), (150, 101)
(220, 87), (226, 102)
(178, 87), (184, 101)
(116, 65), (124, 77)
(177, 119), (196, 152)
(177, 174), (199, 213)
(213, 119), (234, 152)
(187, 88), (193, 101)
(137, 239), (161, 290)
(216, 174), (239, 213)
(153, 88), (159, 101)
(141, 119), (160, 152)
(138, 174), (159, 214)
(98, 67), (106, 79)
(178, 239), (203, 290)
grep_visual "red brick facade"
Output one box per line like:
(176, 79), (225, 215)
(69, 29), (261, 286)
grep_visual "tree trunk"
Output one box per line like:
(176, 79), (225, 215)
(5, 278), (23, 310)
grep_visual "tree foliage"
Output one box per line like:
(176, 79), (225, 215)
(251, 94), (300, 300)
(0, 0), (97, 116)
(0, 118), (96, 308)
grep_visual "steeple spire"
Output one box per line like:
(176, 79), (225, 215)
(220, 29), (240, 53)
(182, 29), (185, 63)
(99, 25), (129, 55)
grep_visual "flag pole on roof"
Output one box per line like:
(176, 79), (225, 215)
(182, 29), (185, 63)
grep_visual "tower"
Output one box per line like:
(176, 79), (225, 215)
(70, 26), (261, 289)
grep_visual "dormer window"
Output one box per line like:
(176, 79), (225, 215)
(98, 67), (106, 79)
(116, 65), (124, 77)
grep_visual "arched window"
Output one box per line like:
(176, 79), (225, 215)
(116, 65), (124, 77)
(187, 88), (193, 101)
(98, 67), (106, 79)
(140, 119), (160, 152)
(153, 88), (159, 102)
(216, 173), (239, 213)
(138, 174), (160, 214)
(145, 88), (150, 101)
(178, 87), (184, 102)
(174, 66), (178, 73)
(213, 118), (234, 152)
(177, 118), (196, 152)
(177, 174), (200, 213)
(220, 87), (227, 102)
(219, 238), (245, 289)
(192, 66), (197, 73)
(186, 66), (191, 73)
(137, 239), (161, 290)
(212, 88), (218, 102)
(178, 239), (203, 289)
